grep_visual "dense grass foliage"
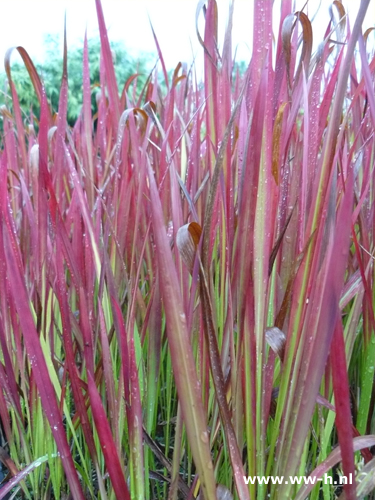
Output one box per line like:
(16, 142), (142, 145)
(0, 0), (374, 499)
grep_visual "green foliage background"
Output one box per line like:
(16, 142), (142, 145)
(0, 35), (152, 125)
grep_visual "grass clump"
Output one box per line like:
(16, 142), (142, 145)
(0, 1), (374, 499)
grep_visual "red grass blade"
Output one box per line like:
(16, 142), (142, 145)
(87, 373), (131, 500)
(95, 0), (120, 131)
(147, 159), (217, 500)
(330, 321), (356, 500)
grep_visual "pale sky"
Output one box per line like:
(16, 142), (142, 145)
(1, 0), (374, 72)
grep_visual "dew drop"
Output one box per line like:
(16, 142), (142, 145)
(200, 431), (209, 443)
